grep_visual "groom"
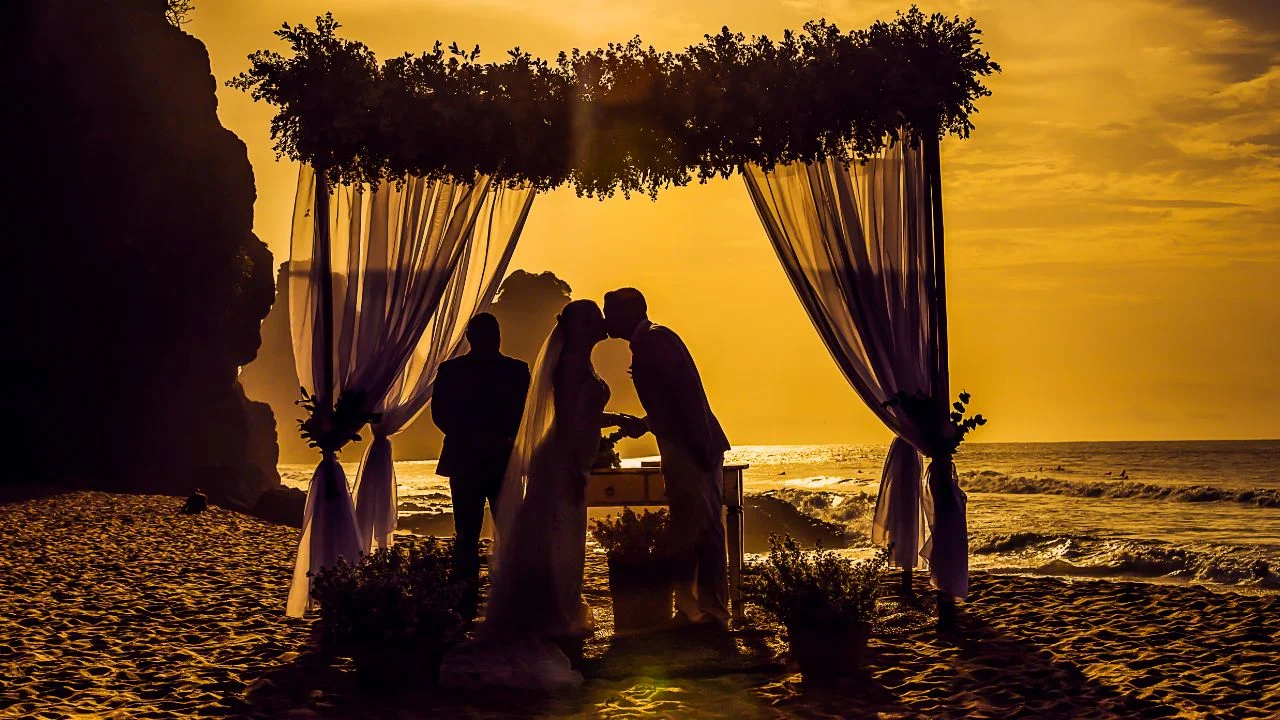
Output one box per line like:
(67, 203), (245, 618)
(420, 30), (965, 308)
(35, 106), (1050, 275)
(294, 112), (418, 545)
(604, 288), (731, 629)
(432, 313), (530, 617)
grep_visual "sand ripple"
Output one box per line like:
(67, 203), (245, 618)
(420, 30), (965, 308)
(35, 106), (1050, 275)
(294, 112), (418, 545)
(0, 491), (310, 718)
(1, 491), (1277, 718)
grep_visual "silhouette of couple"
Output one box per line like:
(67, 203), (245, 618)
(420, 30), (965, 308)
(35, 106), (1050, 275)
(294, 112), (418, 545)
(434, 288), (730, 690)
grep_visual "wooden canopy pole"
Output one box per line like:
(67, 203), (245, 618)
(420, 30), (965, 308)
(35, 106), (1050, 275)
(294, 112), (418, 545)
(924, 130), (949, 416)
(923, 129), (960, 632)
(313, 167), (335, 404)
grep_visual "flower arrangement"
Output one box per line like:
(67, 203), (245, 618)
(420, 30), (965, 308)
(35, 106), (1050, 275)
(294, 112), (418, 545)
(592, 429), (625, 470)
(296, 387), (381, 455)
(747, 535), (886, 630)
(590, 507), (671, 564)
(310, 538), (465, 680)
(229, 7), (999, 198)
(881, 389), (987, 456)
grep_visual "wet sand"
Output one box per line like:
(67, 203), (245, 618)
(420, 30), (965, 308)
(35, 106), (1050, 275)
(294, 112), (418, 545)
(1, 491), (1277, 718)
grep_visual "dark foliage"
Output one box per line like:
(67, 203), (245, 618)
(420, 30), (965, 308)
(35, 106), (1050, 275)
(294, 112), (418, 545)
(165, 0), (193, 27)
(590, 507), (671, 564)
(746, 534), (886, 630)
(229, 7), (999, 197)
(310, 538), (465, 658)
(882, 390), (987, 456)
(296, 388), (381, 456)
(593, 429), (625, 470)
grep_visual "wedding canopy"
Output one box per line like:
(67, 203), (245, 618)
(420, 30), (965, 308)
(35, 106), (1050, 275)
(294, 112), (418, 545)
(234, 7), (998, 615)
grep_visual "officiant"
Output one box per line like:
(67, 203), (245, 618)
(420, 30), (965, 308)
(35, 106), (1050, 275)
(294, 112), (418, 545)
(431, 313), (531, 616)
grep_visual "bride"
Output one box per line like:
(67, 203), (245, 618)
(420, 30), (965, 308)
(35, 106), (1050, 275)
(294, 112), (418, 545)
(440, 299), (626, 691)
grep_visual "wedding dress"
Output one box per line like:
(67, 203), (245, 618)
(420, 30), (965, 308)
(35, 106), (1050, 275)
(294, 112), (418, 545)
(439, 322), (607, 691)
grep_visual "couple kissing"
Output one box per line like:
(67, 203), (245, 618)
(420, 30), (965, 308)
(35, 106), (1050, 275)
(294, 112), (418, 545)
(433, 287), (730, 691)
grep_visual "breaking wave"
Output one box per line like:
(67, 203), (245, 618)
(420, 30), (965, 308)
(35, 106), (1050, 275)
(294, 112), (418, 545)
(754, 488), (878, 527)
(969, 531), (1279, 588)
(960, 471), (1280, 508)
(747, 488), (1280, 589)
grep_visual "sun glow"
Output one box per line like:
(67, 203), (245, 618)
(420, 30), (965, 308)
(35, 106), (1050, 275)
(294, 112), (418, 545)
(195, 0), (1280, 443)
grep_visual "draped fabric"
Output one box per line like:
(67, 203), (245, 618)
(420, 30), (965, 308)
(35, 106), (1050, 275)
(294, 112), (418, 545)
(285, 166), (531, 616)
(352, 184), (536, 553)
(743, 135), (968, 599)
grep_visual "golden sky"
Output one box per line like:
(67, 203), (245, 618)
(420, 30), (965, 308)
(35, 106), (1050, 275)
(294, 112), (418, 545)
(192, 0), (1280, 443)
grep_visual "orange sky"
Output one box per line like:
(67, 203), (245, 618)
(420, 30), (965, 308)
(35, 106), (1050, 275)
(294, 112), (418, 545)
(191, 0), (1280, 443)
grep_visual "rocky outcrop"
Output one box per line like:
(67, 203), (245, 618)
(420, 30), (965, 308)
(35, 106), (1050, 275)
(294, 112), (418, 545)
(11, 0), (279, 503)
(238, 263), (318, 464)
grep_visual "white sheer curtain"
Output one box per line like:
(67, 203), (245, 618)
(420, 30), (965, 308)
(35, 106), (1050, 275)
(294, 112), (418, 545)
(352, 184), (536, 553)
(743, 134), (968, 600)
(285, 166), (517, 616)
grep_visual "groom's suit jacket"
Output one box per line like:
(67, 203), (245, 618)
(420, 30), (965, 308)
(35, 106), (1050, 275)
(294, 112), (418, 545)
(431, 351), (530, 480)
(629, 321), (730, 469)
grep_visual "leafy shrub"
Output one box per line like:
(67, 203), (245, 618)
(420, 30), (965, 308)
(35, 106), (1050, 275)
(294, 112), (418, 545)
(590, 507), (670, 564)
(310, 538), (465, 658)
(747, 534), (886, 629)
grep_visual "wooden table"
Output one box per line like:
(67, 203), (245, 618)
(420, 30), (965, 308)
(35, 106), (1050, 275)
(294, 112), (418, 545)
(587, 462), (748, 623)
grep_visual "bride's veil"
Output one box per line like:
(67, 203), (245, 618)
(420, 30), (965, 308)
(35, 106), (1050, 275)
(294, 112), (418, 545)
(488, 322), (563, 581)
(442, 319), (585, 691)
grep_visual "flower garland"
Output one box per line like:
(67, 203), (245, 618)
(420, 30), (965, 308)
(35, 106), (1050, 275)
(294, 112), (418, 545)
(230, 6), (999, 197)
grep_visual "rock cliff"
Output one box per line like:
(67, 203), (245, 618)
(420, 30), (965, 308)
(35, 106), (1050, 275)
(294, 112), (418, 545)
(11, 0), (281, 509)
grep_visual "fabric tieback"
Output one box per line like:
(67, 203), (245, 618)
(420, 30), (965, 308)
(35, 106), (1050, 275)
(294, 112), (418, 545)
(921, 454), (968, 600)
(353, 430), (398, 553)
(871, 436), (926, 569)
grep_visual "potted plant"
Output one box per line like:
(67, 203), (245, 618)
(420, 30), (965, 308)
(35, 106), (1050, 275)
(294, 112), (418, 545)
(589, 507), (673, 632)
(747, 535), (887, 679)
(310, 537), (466, 686)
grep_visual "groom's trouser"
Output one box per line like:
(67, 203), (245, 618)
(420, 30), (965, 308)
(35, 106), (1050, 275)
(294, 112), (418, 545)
(659, 439), (730, 625)
(450, 472), (503, 616)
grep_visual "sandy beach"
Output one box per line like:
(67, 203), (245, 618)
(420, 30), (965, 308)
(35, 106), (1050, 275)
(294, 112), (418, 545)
(2, 490), (1277, 719)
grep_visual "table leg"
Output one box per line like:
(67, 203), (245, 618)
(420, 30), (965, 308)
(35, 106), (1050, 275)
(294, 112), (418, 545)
(726, 505), (744, 624)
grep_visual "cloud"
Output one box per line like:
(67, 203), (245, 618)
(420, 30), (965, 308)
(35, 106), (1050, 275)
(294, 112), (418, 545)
(1102, 198), (1248, 208)
(1178, 0), (1280, 34)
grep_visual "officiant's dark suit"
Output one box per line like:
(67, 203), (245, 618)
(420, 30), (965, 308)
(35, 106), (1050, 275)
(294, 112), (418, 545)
(431, 313), (530, 612)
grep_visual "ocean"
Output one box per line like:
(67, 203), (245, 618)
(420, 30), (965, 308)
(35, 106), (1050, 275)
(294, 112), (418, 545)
(281, 440), (1280, 591)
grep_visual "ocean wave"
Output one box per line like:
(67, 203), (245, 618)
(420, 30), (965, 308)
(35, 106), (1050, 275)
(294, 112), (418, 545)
(960, 470), (1280, 507)
(754, 488), (877, 527)
(970, 531), (1279, 588)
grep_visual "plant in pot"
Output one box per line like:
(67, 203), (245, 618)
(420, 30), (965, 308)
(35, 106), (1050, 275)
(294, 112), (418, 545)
(310, 537), (466, 687)
(747, 534), (887, 679)
(589, 507), (673, 633)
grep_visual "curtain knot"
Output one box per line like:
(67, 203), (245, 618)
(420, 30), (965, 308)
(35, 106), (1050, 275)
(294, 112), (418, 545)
(926, 453), (959, 511)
